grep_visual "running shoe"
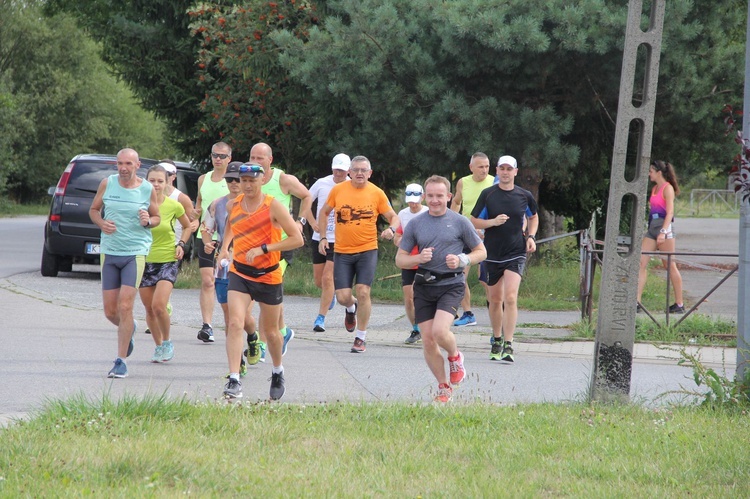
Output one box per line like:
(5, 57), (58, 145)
(127, 321), (136, 357)
(448, 351), (465, 385)
(145, 328), (151, 335)
(404, 330), (421, 344)
(197, 323), (215, 343)
(259, 341), (267, 363)
(351, 337), (366, 353)
(282, 327), (294, 356)
(107, 358), (128, 378)
(239, 359), (248, 378)
(313, 314), (326, 332)
(151, 345), (164, 363)
(329, 295), (337, 310)
(269, 371), (286, 400)
(246, 333), (261, 365)
(501, 342), (514, 362)
(161, 340), (174, 362)
(434, 383), (452, 403)
(490, 340), (503, 361)
(223, 378), (242, 399)
(453, 311), (477, 327)
(344, 302), (357, 332)
(668, 303), (686, 314)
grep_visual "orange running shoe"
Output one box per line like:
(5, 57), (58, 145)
(434, 383), (452, 403)
(448, 350), (465, 385)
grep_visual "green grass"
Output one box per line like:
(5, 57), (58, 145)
(1, 396), (748, 496)
(570, 313), (737, 347)
(0, 200), (49, 217)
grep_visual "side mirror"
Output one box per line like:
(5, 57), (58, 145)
(47, 187), (55, 196)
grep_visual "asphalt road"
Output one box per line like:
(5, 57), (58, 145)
(0, 215), (742, 426)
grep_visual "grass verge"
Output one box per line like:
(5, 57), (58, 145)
(1, 396), (748, 496)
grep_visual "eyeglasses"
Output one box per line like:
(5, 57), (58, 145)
(225, 177), (240, 183)
(349, 168), (370, 174)
(211, 152), (229, 159)
(405, 191), (422, 196)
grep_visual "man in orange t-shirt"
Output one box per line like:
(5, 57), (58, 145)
(317, 156), (400, 353)
(217, 164), (303, 401)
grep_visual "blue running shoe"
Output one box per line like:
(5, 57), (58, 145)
(329, 295), (337, 311)
(313, 315), (326, 332)
(453, 312), (476, 327)
(282, 327), (294, 356)
(161, 340), (174, 362)
(151, 345), (164, 363)
(259, 341), (267, 363)
(108, 358), (128, 378)
(127, 321), (136, 357)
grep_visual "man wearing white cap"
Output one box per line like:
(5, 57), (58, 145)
(470, 155), (538, 363)
(393, 183), (428, 344)
(308, 153), (352, 332)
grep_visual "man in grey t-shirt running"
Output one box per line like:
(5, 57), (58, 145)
(396, 175), (486, 403)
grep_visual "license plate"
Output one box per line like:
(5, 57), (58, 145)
(85, 242), (100, 255)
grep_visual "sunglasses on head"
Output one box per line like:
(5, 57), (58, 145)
(239, 164), (263, 175)
(211, 152), (229, 159)
(405, 191), (422, 197)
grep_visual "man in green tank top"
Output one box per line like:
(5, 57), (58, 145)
(450, 152), (494, 327)
(194, 142), (231, 343)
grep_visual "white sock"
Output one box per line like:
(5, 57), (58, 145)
(355, 330), (367, 341)
(272, 365), (284, 374)
(229, 373), (240, 381)
(346, 304), (356, 313)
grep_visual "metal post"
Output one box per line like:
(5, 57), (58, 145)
(737, 0), (750, 386)
(590, 0), (666, 402)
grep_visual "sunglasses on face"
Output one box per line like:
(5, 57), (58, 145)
(211, 152), (230, 159)
(225, 177), (240, 183)
(405, 191), (422, 197)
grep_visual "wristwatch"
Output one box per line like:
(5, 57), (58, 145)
(298, 217), (307, 226)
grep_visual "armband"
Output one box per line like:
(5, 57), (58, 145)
(457, 253), (471, 268)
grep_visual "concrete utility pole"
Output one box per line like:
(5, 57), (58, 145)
(737, 0), (750, 385)
(590, 0), (666, 402)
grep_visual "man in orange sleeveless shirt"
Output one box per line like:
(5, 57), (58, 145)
(217, 164), (303, 400)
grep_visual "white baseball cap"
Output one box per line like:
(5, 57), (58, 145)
(496, 155), (517, 169)
(158, 162), (177, 174)
(332, 153), (351, 171)
(404, 183), (423, 203)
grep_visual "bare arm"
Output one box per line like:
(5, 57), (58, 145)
(194, 174), (206, 220)
(175, 212), (193, 260)
(379, 210), (400, 240)
(446, 241), (487, 269)
(450, 178), (463, 213)
(281, 172), (314, 233)
(178, 192), (200, 232)
(89, 178), (115, 234)
(317, 203), (333, 254)
(525, 214), (539, 253)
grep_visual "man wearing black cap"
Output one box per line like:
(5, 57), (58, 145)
(217, 164), (304, 400)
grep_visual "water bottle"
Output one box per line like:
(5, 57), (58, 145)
(215, 258), (229, 279)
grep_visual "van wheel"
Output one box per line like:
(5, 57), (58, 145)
(41, 246), (60, 277)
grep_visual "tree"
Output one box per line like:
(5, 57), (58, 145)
(189, 1), (325, 170)
(272, 0), (744, 227)
(1, 1), (174, 202)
